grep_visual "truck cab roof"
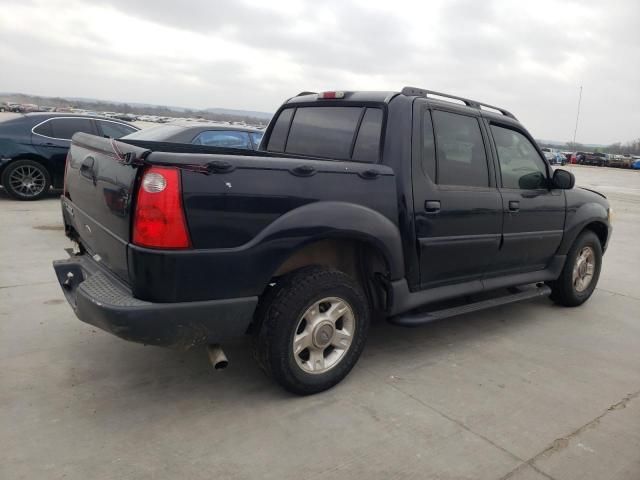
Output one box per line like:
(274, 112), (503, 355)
(285, 87), (520, 127)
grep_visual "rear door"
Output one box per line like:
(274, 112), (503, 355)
(487, 123), (565, 275)
(32, 117), (98, 182)
(411, 101), (502, 288)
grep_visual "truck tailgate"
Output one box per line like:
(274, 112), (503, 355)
(63, 133), (149, 282)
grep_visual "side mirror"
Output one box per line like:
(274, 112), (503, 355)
(552, 169), (575, 189)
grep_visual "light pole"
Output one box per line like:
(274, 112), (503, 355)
(572, 85), (583, 146)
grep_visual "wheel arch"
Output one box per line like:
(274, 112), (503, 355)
(253, 201), (405, 315)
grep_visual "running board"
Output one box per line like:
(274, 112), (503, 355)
(389, 284), (551, 327)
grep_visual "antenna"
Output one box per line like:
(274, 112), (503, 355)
(572, 85), (583, 145)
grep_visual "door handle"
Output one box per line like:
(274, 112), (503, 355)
(508, 200), (520, 212)
(424, 200), (441, 213)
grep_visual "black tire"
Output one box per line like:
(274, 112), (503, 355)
(549, 231), (602, 307)
(252, 266), (370, 395)
(1, 159), (51, 200)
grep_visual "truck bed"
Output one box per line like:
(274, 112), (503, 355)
(62, 133), (398, 302)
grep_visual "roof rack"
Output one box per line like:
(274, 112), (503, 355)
(401, 86), (517, 120)
(296, 91), (317, 97)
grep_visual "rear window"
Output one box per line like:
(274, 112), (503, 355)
(267, 106), (383, 163)
(192, 130), (252, 149)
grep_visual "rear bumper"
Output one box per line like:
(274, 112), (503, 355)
(52, 253), (258, 349)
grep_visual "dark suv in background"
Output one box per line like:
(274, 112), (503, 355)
(0, 113), (138, 200)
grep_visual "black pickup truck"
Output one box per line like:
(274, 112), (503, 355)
(53, 87), (612, 395)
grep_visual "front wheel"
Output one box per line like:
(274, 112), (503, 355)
(549, 231), (602, 307)
(253, 266), (370, 395)
(1, 159), (51, 200)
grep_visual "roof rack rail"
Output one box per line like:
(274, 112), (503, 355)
(296, 91), (317, 97)
(401, 86), (516, 120)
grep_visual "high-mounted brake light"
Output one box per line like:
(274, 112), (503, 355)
(133, 166), (191, 249)
(317, 91), (345, 99)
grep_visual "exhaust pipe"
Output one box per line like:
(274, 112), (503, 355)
(207, 344), (229, 370)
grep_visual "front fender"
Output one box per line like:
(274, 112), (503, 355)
(557, 201), (609, 254)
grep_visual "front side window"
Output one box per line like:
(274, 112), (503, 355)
(432, 110), (489, 187)
(491, 125), (548, 189)
(49, 118), (96, 140)
(98, 121), (137, 138)
(192, 130), (251, 149)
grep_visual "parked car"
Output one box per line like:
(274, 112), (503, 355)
(112, 113), (138, 122)
(0, 113), (138, 200)
(540, 147), (555, 162)
(540, 148), (565, 165)
(122, 122), (264, 150)
(53, 87), (612, 395)
(3, 102), (25, 113)
(578, 152), (607, 166)
(632, 158), (640, 170)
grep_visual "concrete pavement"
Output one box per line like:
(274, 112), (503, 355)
(1, 165), (638, 479)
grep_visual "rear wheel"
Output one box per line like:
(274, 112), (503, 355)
(2, 159), (51, 200)
(549, 231), (602, 306)
(253, 266), (370, 395)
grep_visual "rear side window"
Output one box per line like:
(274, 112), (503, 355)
(267, 106), (383, 162)
(192, 130), (252, 149)
(49, 118), (96, 140)
(33, 120), (53, 137)
(97, 121), (137, 138)
(432, 110), (489, 187)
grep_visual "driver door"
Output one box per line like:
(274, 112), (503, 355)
(488, 123), (565, 276)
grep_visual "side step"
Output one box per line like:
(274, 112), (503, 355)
(389, 284), (551, 327)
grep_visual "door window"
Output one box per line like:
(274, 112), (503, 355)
(49, 118), (96, 140)
(432, 110), (489, 187)
(491, 125), (548, 189)
(97, 121), (137, 138)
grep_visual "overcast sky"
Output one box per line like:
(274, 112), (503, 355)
(1, 0), (638, 144)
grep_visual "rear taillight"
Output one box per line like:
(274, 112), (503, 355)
(132, 166), (191, 249)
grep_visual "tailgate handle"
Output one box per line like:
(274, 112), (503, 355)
(80, 157), (97, 184)
(291, 165), (317, 177)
